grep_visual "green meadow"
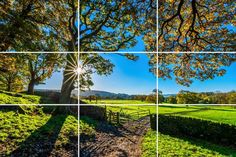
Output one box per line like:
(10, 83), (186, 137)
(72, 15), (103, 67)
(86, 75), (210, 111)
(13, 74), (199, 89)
(158, 105), (236, 157)
(0, 106), (78, 156)
(159, 105), (236, 125)
(82, 99), (156, 104)
(159, 133), (236, 157)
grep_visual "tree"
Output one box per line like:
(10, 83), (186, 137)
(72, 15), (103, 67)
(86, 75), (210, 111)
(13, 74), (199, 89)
(1, 0), (78, 51)
(146, 95), (156, 103)
(60, 53), (78, 104)
(159, 0), (236, 51)
(176, 91), (200, 104)
(0, 54), (27, 92)
(158, 53), (236, 86)
(158, 90), (165, 103)
(80, 0), (156, 51)
(166, 96), (177, 104)
(25, 54), (64, 94)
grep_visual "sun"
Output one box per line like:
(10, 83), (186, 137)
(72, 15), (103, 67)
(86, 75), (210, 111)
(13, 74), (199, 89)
(74, 66), (83, 75)
(63, 54), (79, 86)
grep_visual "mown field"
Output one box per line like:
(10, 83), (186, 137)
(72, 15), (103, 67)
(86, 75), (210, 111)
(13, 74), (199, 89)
(0, 106), (78, 156)
(107, 105), (157, 114)
(159, 105), (236, 125)
(82, 99), (156, 104)
(158, 105), (236, 157)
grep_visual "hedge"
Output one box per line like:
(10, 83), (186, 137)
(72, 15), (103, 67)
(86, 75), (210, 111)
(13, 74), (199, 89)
(159, 114), (236, 147)
(150, 114), (157, 131)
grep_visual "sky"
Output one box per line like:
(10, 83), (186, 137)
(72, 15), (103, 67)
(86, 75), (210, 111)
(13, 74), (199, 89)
(35, 70), (63, 90)
(159, 62), (236, 94)
(90, 53), (156, 95)
(120, 36), (146, 52)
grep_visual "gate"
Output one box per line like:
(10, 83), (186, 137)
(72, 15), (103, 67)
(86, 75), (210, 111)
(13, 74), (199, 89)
(106, 107), (151, 125)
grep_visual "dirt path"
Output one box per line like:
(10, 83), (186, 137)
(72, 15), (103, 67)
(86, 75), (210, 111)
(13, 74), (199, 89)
(80, 116), (151, 157)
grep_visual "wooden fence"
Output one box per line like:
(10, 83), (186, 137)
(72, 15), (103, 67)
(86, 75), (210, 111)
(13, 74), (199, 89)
(106, 107), (150, 125)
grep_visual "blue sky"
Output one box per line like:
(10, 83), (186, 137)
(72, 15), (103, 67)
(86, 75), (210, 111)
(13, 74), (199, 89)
(120, 36), (145, 51)
(159, 62), (236, 94)
(35, 70), (63, 90)
(90, 53), (156, 95)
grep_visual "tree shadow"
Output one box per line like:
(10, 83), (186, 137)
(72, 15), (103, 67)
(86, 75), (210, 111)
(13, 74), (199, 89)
(10, 113), (68, 157)
(162, 107), (208, 115)
(203, 107), (236, 112)
(160, 133), (236, 156)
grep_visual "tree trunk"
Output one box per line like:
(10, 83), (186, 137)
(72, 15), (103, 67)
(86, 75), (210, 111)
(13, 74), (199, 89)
(6, 82), (12, 92)
(59, 53), (77, 104)
(27, 80), (35, 94)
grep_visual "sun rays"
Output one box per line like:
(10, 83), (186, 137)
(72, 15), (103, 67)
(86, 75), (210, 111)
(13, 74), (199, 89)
(63, 53), (78, 88)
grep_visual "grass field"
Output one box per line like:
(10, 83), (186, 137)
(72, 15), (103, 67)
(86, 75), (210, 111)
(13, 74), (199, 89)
(159, 105), (236, 125)
(159, 105), (236, 156)
(82, 99), (155, 104)
(106, 105), (157, 114)
(0, 106), (78, 156)
(159, 133), (236, 157)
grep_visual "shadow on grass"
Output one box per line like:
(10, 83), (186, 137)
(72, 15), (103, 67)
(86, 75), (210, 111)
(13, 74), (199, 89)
(10, 113), (68, 157)
(160, 133), (236, 156)
(161, 108), (208, 115)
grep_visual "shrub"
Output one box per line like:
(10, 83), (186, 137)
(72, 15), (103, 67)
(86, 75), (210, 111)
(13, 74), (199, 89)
(159, 114), (236, 147)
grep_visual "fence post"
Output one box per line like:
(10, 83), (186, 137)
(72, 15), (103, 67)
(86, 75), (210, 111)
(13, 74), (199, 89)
(104, 106), (107, 121)
(117, 112), (120, 125)
(150, 114), (157, 130)
(109, 110), (112, 123)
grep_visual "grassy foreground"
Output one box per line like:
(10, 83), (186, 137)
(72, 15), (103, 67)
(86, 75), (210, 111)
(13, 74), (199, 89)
(82, 99), (155, 104)
(0, 90), (55, 104)
(142, 130), (157, 157)
(0, 107), (78, 156)
(159, 133), (236, 157)
(159, 105), (236, 156)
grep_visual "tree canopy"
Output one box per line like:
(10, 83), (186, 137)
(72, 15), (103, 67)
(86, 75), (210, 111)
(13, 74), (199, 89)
(0, 54), (27, 92)
(79, 0), (156, 51)
(158, 53), (236, 86)
(0, 0), (78, 51)
(158, 0), (236, 51)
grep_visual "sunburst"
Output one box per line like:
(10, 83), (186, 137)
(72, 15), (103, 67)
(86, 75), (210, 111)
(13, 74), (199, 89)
(63, 53), (79, 88)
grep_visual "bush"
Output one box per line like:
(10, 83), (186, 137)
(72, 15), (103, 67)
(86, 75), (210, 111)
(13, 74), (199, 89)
(159, 114), (236, 147)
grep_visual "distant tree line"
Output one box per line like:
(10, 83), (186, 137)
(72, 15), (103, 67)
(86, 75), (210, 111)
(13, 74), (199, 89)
(158, 90), (236, 104)
(82, 91), (157, 104)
